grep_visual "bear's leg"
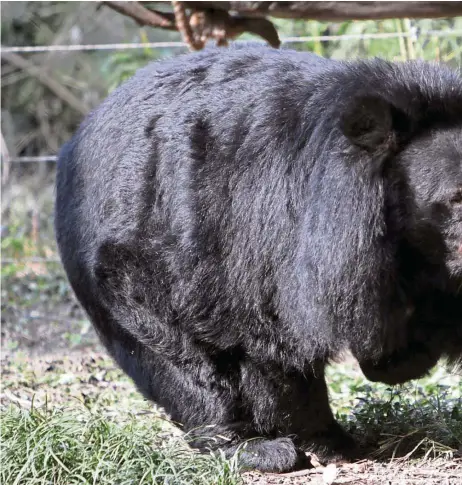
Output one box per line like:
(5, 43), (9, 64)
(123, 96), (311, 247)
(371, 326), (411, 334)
(107, 322), (355, 470)
(110, 340), (310, 472)
(247, 363), (357, 463)
(182, 360), (357, 471)
(232, 360), (357, 465)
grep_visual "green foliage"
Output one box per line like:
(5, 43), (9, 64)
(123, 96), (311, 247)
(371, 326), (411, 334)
(101, 30), (163, 93)
(102, 50), (158, 93)
(1, 358), (461, 484)
(274, 17), (462, 67)
(1, 233), (27, 259)
(327, 363), (462, 459)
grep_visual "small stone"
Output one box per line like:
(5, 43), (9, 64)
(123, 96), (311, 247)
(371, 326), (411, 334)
(323, 463), (338, 484)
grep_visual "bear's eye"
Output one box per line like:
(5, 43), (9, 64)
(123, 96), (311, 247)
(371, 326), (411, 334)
(450, 190), (462, 205)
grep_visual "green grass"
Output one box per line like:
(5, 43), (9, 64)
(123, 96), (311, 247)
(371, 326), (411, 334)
(1, 405), (241, 485)
(0, 353), (242, 485)
(1, 353), (461, 484)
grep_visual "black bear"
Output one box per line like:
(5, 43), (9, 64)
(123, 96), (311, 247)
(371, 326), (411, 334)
(55, 45), (462, 473)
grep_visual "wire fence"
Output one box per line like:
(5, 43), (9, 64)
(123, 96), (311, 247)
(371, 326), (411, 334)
(2, 24), (462, 268)
(2, 28), (462, 164)
(2, 29), (462, 54)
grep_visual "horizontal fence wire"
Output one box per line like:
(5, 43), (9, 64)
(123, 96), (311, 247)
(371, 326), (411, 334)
(1, 41), (187, 53)
(1, 258), (62, 264)
(1, 29), (461, 53)
(7, 156), (58, 163)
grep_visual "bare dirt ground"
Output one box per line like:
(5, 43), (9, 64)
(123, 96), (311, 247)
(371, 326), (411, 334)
(243, 458), (462, 485)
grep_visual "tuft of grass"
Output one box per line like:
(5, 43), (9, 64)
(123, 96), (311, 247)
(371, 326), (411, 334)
(328, 362), (462, 461)
(1, 405), (242, 485)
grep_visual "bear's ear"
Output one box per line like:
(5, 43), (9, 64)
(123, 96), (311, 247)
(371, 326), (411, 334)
(340, 95), (408, 151)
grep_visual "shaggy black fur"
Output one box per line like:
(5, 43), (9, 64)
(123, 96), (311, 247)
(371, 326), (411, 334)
(54, 45), (462, 473)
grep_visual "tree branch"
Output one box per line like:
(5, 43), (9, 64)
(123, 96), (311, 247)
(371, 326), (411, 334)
(0, 50), (90, 116)
(102, 1), (177, 29)
(102, 1), (462, 52)
(183, 2), (462, 20)
(104, 1), (280, 48)
(1, 131), (10, 186)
